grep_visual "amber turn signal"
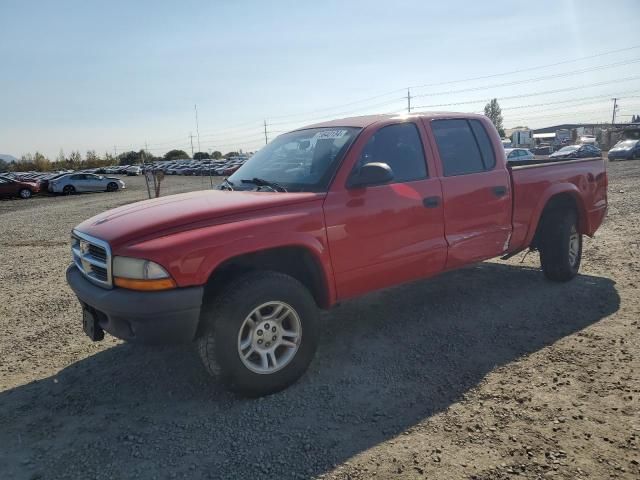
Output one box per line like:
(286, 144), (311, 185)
(113, 277), (177, 291)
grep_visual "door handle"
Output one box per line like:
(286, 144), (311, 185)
(492, 186), (507, 197)
(423, 196), (440, 208)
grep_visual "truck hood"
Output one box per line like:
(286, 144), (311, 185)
(75, 189), (324, 247)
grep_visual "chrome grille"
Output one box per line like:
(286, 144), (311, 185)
(71, 230), (112, 288)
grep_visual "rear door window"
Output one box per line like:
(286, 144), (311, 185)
(431, 119), (485, 176)
(469, 120), (496, 169)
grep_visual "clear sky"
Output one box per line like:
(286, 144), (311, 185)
(1, 0), (639, 159)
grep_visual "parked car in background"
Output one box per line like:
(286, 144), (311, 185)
(126, 166), (143, 176)
(49, 173), (125, 194)
(505, 148), (535, 163)
(579, 135), (598, 145)
(0, 175), (41, 199)
(608, 139), (640, 161)
(532, 143), (553, 155)
(549, 144), (601, 160)
(37, 172), (70, 191)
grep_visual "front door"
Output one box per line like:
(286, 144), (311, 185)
(323, 121), (447, 300)
(427, 118), (513, 269)
(71, 174), (90, 192)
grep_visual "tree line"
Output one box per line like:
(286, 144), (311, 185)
(0, 149), (241, 173)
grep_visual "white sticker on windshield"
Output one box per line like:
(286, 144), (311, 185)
(314, 129), (348, 140)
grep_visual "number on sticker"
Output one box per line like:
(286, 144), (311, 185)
(314, 130), (348, 140)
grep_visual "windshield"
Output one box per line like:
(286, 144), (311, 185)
(226, 127), (360, 192)
(557, 145), (579, 153)
(613, 139), (638, 149)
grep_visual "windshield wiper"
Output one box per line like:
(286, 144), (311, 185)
(241, 177), (287, 192)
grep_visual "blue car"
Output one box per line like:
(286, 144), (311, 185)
(608, 139), (640, 161)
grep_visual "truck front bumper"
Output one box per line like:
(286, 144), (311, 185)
(66, 264), (203, 344)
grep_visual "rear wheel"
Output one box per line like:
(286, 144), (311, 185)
(63, 185), (75, 195)
(18, 188), (32, 199)
(197, 271), (319, 397)
(539, 209), (582, 282)
(106, 182), (118, 192)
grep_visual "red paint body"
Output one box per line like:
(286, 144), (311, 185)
(75, 113), (607, 306)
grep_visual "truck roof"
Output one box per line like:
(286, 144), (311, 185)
(301, 112), (488, 130)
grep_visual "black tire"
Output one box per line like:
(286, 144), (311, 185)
(197, 271), (319, 397)
(106, 182), (118, 192)
(18, 188), (32, 199)
(539, 209), (582, 282)
(63, 185), (75, 195)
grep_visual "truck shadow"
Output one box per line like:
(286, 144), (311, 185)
(0, 262), (620, 479)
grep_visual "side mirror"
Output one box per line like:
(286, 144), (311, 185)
(348, 162), (393, 188)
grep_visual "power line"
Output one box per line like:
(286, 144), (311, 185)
(411, 75), (640, 110)
(499, 90), (640, 111)
(205, 44), (640, 128)
(409, 44), (640, 89)
(267, 97), (404, 127)
(110, 46), (640, 151)
(411, 58), (640, 99)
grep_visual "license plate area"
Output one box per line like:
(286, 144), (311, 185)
(83, 308), (104, 341)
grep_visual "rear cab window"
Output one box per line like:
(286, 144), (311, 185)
(431, 119), (497, 176)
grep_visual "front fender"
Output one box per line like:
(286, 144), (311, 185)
(114, 202), (336, 304)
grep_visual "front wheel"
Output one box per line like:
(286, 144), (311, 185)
(197, 271), (319, 397)
(18, 188), (32, 199)
(106, 182), (118, 192)
(539, 209), (582, 282)
(63, 185), (75, 195)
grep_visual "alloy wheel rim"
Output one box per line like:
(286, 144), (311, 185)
(568, 225), (580, 267)
(237, 301), (302, 374)
(20, 190), (31, 198)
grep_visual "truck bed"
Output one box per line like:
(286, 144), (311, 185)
(508, 157), (607, 252)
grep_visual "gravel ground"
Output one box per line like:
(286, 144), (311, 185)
(0, 164), (638, 480)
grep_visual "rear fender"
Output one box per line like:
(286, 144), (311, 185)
(524, 183), (588, 247)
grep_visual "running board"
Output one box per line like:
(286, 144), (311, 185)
(501, 248), (526, 261)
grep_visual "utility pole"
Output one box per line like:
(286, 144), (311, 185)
(264, 120), (268, 145)
(194, 104), (201, 153)
(407, 88), (412, 114)
(189, 133), (195, 158)
(611, 98), (619, 125)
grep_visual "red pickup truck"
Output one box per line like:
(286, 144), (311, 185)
(67, 113), (607, 396)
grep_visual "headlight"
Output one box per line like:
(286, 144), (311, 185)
(112, 256), (176, 291)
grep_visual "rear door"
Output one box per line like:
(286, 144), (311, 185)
(323, 121), (447, 300)
(426, 118), (513, 269)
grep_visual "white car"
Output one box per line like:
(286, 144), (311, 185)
(505, 148), (535, 163)
(126, 165), (143, 176)
(49, 173), (126, 194)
